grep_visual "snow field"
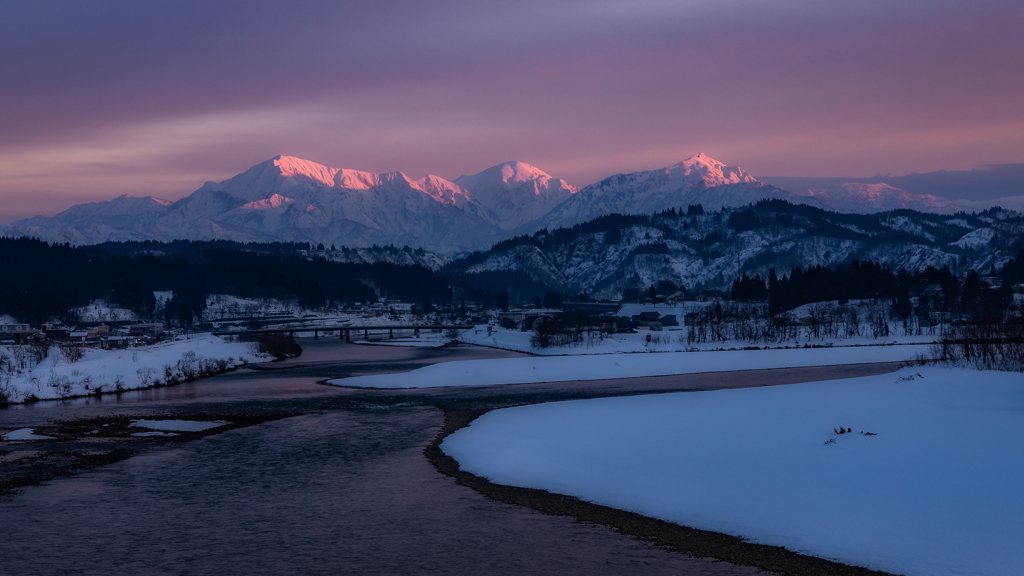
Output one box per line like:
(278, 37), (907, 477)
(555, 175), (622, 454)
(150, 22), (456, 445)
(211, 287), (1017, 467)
(441, 367), (1024, 576)
(329, 344), (930, 388)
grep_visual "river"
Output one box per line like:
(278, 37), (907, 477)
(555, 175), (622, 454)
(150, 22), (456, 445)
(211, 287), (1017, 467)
(0, 339), (899, 575)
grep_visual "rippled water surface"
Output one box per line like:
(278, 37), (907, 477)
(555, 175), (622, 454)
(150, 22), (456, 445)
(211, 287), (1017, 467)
(1, 341), (773, 575)
(1, 409), (768, 575)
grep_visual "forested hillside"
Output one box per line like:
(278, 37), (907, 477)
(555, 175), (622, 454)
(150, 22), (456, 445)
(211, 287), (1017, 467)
(0, 238), (452, 325)
(444, 201), (1024, 298)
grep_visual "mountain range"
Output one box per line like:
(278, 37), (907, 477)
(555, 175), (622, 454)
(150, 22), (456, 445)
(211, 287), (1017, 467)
(443, 200), (1024, 298)
(4, 153), (1014, 254)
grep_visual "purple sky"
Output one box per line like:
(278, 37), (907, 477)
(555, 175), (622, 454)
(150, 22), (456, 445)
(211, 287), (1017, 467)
(1, 0), (1022, 222)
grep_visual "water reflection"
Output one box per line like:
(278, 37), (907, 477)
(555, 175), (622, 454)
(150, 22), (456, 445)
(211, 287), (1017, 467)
(0, 408), (764, 576)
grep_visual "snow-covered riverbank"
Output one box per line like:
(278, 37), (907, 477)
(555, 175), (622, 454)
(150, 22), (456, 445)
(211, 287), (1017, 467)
(459, 325), (936, 355)
(0, 335), (269, 405)
(441, 366), (1024, 576)
(328, 344), (929, 388)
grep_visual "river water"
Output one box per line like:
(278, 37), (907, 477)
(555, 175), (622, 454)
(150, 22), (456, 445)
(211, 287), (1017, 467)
(0, 340), (895, 575)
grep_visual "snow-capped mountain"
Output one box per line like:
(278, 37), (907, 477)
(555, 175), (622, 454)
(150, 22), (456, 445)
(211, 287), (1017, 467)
(8, 194), (174, 245)
(454, 161), (578, 230)
(7, 156), (506, 253)
(4, 153), (1003, 254)
(527, 154), (806, 231)
(788, 183), (963, 214)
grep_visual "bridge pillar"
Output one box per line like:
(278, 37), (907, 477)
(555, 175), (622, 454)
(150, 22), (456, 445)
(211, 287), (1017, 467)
(364, 329), (368, 339)
(314, 330), (318, 340)
(389, 328), (393, 339)
(415, 328), (420, 337)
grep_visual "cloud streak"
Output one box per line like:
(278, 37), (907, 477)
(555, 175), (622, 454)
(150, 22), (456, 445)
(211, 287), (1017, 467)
(1, 0), (1022, 220)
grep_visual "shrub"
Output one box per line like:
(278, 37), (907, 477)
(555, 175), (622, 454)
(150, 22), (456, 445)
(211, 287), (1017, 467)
(239, 333), (302, 360)
(58, 342), (85, 364)
(931, 319), (1024, 371)
(47, 372), (73, 397)
(136, 367), (155, 387)
(0, 374), (16, 406)
(0, 351), (12, 375)
(28, 341), (49, 366)
(530, 327), (582, 349)
(177, 351), (200, 380)
(163, 364), (178, 385)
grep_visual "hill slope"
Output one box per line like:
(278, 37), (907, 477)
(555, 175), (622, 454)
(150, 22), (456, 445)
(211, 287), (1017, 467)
(445, 201), (1024, 297)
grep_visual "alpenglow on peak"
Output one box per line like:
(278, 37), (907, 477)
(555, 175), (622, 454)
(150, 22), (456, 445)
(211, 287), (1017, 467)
(4, 152), (978, 255)
(664, 153), (759, 187)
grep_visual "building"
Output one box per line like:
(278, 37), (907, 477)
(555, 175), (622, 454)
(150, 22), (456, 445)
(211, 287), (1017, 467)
(0, 322), (36, 342)
(498, 308), (563, 327)
(666, 290), (687, 303)
(697, 290), (728, 302)
(632, 311), (673, 330)
(0, 323), (30, 332)
(129, 323), (164, 336)
(530, 316), (565, 333)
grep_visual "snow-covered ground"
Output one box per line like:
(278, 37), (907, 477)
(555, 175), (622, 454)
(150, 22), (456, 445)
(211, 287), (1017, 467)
(329, 344), (928, 388)
(72, 299), (139, 322)
(131, 419), (228, 432)
(0, 335), (268, 404)
(2, 428), (55, 440)
(441, 367), (1024, 576)
(203, 294), (303, 321)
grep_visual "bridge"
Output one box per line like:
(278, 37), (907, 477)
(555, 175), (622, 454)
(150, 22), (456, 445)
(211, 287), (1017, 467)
(211, 325), (475, 341)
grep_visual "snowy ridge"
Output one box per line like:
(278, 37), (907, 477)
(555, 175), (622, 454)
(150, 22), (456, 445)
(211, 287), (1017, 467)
(455, 161), (579, 231)
(445, 202), (1024, 296)
(792, 183), (962, 214)
(5, 153), (1017, 253)
(528, 154), (807, 231)
(6, 156), (505, 253)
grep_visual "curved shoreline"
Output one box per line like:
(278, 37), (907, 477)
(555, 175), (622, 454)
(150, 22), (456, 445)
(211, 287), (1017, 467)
(426, 409), (900, 576)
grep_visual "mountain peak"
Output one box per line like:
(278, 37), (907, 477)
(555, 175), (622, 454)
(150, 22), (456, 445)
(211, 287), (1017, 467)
(495, 161), (553, 184)
(251, 155), (382, 190)
(665, 154), (760, 187)
(452, 161), (578, 231)
(267, 155), (340, 187)
(455, 161), (556, 190)
(117, 194), (173, 206)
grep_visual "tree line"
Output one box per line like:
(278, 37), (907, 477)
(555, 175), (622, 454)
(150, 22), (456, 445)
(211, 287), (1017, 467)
(0, 237), (454, 326)
(724, 258), (1014, 322)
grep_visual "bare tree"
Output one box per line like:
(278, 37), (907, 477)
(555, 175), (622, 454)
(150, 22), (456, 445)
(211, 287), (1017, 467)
(58, 342), (85, 364)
